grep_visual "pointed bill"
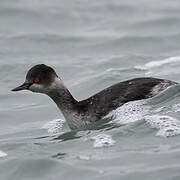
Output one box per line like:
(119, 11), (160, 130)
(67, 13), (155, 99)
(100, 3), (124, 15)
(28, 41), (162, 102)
(11, 82), (32, 91)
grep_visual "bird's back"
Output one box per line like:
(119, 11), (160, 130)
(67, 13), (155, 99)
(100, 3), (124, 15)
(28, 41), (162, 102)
(78, 77), (177, 119)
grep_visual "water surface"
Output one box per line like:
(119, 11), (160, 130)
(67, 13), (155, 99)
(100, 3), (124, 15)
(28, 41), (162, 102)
(1, 0), (180, 180)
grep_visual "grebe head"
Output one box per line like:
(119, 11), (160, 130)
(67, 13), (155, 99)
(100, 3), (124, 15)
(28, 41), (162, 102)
(12, 64), (61, 94)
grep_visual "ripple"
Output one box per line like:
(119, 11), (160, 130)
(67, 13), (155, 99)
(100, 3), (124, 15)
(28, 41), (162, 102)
(172, 103), (180, 112)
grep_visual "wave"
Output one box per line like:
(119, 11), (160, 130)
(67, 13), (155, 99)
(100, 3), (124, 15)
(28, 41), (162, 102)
(135, 56), (180, 70)
(106, 85), (180, 137)
(0, 150), (7, 158)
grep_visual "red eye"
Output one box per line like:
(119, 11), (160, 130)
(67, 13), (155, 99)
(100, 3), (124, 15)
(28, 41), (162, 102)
(34, 77), (40, 83)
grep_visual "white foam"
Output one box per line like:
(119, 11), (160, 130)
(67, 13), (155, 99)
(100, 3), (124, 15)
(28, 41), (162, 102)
(145, 115), (180, 137)
(0, 150), (7, 158)
(91, 134), (115, 148)
(42, 118), (65, 134)
(135, 56), (180, 70)
(106, 100), (180, 137)
(106, 100), (149, 125)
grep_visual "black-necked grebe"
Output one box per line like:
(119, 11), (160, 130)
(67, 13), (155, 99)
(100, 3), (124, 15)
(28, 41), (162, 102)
(12, 64), (177, 130)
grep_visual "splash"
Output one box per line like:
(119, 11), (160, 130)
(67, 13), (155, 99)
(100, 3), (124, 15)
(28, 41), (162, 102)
(106, 100), (150, 125)
(145, 115), (180, 137)
(42, 118), (65, 134)
(107, 98), (180, 137)
(91, 134), (115, 148)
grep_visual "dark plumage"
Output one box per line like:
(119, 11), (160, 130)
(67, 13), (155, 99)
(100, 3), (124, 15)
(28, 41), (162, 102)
(12, 64), (177, 129)
(78, 78), (177, 118)
(26, 64), (58, 85)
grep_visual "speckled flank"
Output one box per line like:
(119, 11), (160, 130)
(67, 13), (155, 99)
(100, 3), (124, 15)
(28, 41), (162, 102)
(148, 80), (177, 97)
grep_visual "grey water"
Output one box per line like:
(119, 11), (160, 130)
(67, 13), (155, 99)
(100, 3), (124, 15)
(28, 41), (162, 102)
(1, 0), (180, 179)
